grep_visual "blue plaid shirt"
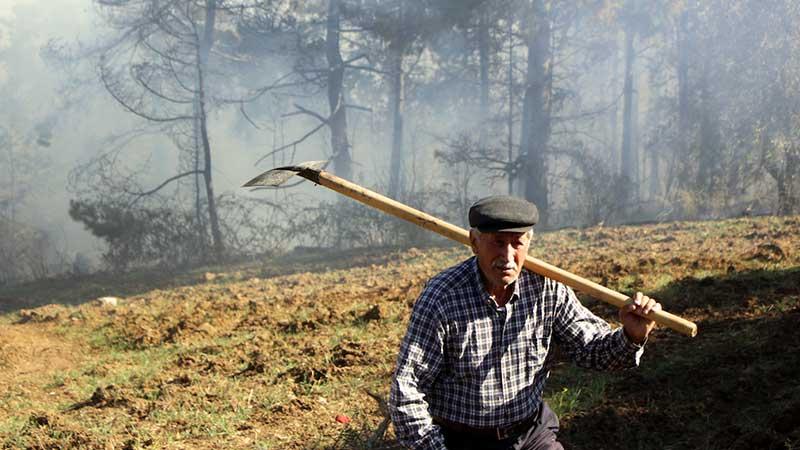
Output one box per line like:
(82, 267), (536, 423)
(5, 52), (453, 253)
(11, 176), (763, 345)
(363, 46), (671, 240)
(390, 256), (644, 449)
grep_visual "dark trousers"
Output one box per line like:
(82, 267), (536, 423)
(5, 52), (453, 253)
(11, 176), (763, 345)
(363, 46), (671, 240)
(441, 402), (564, 450)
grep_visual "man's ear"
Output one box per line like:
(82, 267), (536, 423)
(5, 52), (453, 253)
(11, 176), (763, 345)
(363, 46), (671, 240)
(469, 229), (479, 255)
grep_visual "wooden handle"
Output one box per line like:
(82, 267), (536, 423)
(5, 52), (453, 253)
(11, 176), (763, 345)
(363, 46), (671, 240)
(522, 257), (697, 337)
(311, 169), (697, 337)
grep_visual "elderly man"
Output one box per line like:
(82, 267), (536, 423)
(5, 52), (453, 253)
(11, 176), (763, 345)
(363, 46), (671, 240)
(389, 195), (660, 450)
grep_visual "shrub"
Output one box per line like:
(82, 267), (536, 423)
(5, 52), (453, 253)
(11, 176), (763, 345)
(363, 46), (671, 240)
(69, 199), (204, 271)
(0, 219), (51, 285)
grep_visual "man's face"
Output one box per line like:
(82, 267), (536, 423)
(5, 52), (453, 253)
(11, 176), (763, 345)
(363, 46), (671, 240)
(470, 230), (532, 291)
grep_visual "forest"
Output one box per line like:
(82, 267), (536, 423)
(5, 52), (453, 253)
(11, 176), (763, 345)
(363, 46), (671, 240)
(1, 0), (799, 281)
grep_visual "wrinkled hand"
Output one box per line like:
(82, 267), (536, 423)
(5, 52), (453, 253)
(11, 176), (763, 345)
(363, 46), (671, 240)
(619, 292), (661, 344)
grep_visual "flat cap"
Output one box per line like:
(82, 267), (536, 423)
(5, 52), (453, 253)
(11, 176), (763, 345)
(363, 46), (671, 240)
(468, 195), (539, 233)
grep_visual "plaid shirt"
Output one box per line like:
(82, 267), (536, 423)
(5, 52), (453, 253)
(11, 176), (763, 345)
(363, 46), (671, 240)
(390, 256), (644, 449)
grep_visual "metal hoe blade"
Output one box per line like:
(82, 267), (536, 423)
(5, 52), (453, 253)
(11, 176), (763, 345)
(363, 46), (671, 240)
(242, 160), (327, 187)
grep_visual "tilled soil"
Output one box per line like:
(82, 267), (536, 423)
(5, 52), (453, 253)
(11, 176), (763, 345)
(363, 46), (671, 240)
(1, 215), (799, 449)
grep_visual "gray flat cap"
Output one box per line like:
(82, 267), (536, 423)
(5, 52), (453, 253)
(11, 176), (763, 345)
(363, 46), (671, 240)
(468, 195), (539, 232)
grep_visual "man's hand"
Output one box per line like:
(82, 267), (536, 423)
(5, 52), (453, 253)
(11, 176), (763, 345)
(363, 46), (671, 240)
(619, 292), (661, 345)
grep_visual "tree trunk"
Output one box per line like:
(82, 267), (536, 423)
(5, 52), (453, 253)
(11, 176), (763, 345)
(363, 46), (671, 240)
(388, 38), (405, 199)
(197, 0), (224, 261)
(519, 0), (551, 226)
(326, 0), (352, 181)
(4, 136), (16, 223)
(506, 13), (515, 195)
(478, 7), (490, 150)
(695, 63), (722, 205)
(649, 144), (660, 200)
(193, 90), (208, 259)
(633, 63), (642, 201)
(777, 146), (799, 215)
(620, 26), (637, 203)
(667, 3), (691, 198)
(610, 34), (620, 171)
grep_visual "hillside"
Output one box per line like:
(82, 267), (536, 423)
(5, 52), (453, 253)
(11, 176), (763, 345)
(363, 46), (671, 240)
(1, 215), (799, 449)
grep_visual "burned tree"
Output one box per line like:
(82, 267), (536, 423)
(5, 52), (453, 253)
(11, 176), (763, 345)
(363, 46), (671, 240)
(247, 0), (362, 182)
(326, 0), (354, 181)
(91, 0), (234, 261)
(519, 0), (552, 226)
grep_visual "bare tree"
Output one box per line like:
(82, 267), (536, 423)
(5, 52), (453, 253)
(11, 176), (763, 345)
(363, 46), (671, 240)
(0, 123), (55, 284)
(327, 0), (354, 181)
(248, 0), (368, 182)
(619, 22), (637, 200)
(519, 0), (552, 226)
(92, 0), (243, 261)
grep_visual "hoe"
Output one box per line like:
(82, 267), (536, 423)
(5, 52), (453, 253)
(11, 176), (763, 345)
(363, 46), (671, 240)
(244, 160), (697, 337)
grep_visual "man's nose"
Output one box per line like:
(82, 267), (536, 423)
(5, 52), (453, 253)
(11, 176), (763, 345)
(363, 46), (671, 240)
(503, 243), (515, 260)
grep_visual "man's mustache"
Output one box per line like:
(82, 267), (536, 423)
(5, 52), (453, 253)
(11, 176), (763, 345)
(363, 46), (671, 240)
(492, 260), (517, 271)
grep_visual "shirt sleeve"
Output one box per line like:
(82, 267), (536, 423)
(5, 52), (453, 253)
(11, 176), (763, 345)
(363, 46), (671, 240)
(552, 281), (644, 370)
(389, 283), (448, 450)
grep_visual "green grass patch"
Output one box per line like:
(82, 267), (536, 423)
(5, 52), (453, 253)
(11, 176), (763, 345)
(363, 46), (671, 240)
(545, 365), (610, 418)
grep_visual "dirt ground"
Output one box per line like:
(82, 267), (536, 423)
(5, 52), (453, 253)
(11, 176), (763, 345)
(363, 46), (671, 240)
(0, 319), (89, 405)
(1, 215), (799, 449)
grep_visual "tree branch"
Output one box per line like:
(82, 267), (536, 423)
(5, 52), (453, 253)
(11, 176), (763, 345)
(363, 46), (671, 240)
(100, 63), (196, 123)
(126, 170), (203, 206)
(255, 121), (328, 166)
(345, 104), (373, 113)
(287, 103), (328, 123)
(345, 64), (391, 75)
(239, 101), (272, 131)
(131, 64), (194, 104)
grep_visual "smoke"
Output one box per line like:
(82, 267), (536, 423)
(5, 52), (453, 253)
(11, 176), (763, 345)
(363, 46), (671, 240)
(1, 0), (797, 278)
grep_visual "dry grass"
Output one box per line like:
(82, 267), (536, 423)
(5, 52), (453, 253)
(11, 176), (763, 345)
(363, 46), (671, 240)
(1, 215), (799, 449)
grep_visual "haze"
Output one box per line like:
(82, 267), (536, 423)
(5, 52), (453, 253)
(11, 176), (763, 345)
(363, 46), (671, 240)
(1, 0), (797, 283)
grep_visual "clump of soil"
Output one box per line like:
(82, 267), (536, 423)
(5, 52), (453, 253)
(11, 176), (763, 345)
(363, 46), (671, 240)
(358, 304), (383, 322)
(67, 384), (153, 419)
(67, 384), (133, 410)
(744, 242), (785, 262)
(16, 304), (68, 324)
(108, 299), (232, 348)
(234, 350), (270, 377)
(5, 412), (100, 450)
(332, 340), (376, 368)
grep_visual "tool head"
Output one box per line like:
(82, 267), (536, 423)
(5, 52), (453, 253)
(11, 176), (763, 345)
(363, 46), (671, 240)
(242, 160), (328, 187)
